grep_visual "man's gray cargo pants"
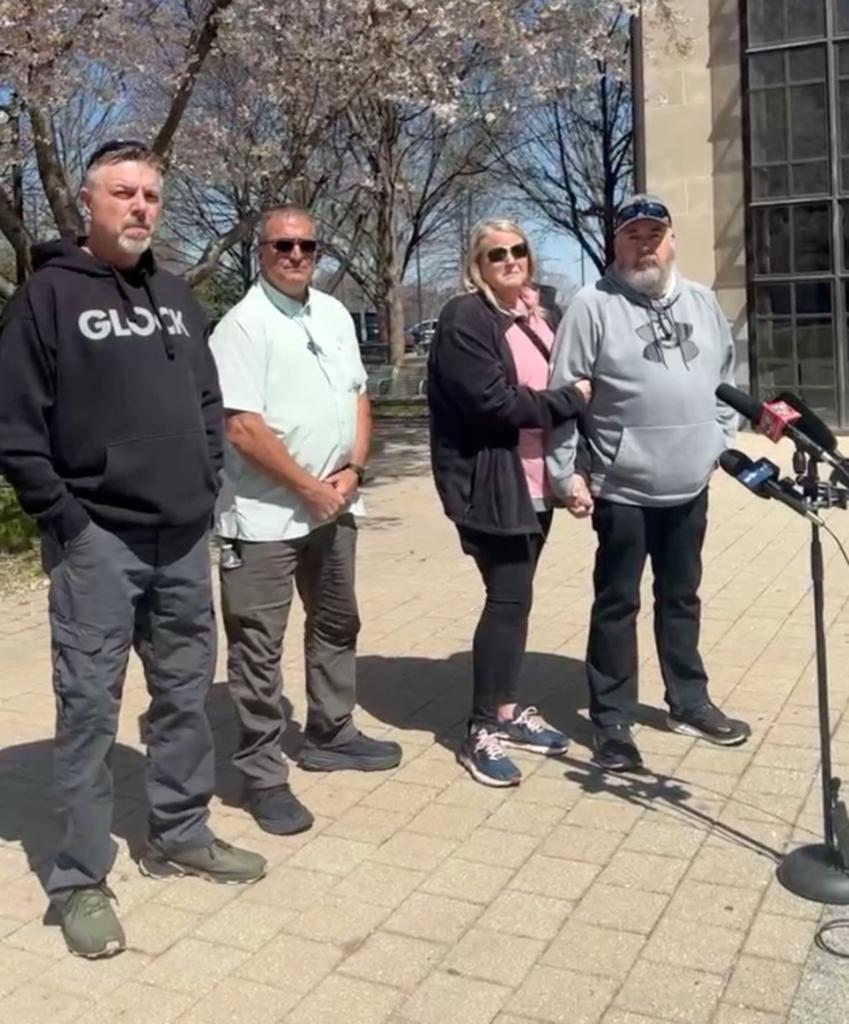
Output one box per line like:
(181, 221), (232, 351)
(43, 520), (216, 896)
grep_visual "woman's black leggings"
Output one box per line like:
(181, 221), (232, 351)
(458, 511), (552, 728)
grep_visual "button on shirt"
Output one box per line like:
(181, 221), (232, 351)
(210, 279), (367, 541)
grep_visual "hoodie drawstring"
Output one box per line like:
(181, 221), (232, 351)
(646, 293), (689, 370)
(142, 274), (175, 359)
(110, 266), (175, 360)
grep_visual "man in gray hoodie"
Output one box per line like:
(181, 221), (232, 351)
(547, 194), (750, 772)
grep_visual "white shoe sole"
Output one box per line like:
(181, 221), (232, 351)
(499, 736), (570, 756)
(139, 857), (266, 885)
(666, 716), (750, 747)
(457, 752), (522, 787)
(69, 937), (125, 959)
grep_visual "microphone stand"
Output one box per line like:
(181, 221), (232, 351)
(776, 450), (849, 903)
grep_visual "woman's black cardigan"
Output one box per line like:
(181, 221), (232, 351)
(427, 292), (586, 536)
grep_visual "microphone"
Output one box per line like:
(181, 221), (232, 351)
(716, 383), (843, 471)
(757, 399), (802, 443)
(775, 391), (839, 454)
(719, 449), (824, 525)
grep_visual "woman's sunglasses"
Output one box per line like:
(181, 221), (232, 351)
(261, 237), (318, 257)
(486, 242), (529, 264)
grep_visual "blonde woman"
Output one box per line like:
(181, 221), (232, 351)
(428, 220), (591, 787)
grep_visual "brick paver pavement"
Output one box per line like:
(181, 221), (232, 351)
(1, 426), (849, 1023)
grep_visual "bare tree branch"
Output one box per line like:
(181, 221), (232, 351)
(28, 104), (85, 237)
(0, 183), (33, 278)
(181, 211), (259, 286)
(152, 0), (235, 161)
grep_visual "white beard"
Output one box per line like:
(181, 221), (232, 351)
(117, 234), (152, 256)
(619, 261), (673, 299)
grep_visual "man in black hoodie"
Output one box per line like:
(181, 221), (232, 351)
(0, 140), (265, 959)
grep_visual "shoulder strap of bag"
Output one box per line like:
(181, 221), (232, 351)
(513, 317), (552, 363)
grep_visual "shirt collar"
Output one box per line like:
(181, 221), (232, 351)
(259, 276), (312, 318)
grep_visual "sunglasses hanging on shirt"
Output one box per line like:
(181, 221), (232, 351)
(486, 242), (529, 264)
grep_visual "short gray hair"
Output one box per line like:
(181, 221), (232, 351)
(257, 205), (315, 242)
(83, 142), (162, 190)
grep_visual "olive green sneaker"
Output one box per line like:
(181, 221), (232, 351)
(139, 838), (266, 884)
(53, 883), (126, 959)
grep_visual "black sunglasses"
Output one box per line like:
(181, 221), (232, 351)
(85, 138), (152, 170)
(615, 200), (671, 231)
(487, 242), (529, 264)
(261, 237), (318, 256)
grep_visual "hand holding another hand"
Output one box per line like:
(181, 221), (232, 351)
(565, 473), (594, 518)
(326, 467), (360, 504)
(303, 480), (348, 522)
(573, 378), (592, 403)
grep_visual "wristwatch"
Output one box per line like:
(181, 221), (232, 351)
(348, 462), (367, 485)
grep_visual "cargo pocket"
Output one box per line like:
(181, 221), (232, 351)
(51, 617), (104, 655)
(50, 617), (106, 726)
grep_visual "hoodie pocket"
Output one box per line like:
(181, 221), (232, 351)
(101, 431), (216, 522)
(610, 421), (725, 497)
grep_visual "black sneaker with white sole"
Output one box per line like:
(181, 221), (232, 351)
(667, 701), (751, 746)
(592, 724), (643, 772)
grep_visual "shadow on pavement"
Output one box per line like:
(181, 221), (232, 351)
(0, 739), (148, 895)
(561, 752), (783, 861)
(355, 649), (591, 752)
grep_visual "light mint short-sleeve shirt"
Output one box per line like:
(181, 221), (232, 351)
(210, 279), (367, 541)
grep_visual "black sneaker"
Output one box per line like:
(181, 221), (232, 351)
(299, 730), (402, 772)
(247, 784), (314, 836)
(667, 701), (751, 746)
(592, 724), (643, 772)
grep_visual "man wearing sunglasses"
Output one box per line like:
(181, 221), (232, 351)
(210, 205), (401, 837)
(0, 139), (266, 959)
(547, 193), (750, 773)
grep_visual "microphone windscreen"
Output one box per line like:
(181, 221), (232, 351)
(719, 448), (751, 475)
(716, 384), (762, 423)
(776, 391), (836, 452)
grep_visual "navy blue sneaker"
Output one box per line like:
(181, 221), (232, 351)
(496, 705), (569, 756)
(457, 727), (522, 787)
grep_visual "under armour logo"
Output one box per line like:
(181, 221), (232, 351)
(636, 321), (699, 364)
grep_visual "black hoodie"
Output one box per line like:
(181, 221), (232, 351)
(0, 239), (223, 542)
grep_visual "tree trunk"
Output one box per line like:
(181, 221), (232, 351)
(29, 105), (85, 238)
(375, 205), (406, 367)
(373, 103), (405, 367)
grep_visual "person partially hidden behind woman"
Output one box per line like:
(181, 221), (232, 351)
(428, 220), (591, 787)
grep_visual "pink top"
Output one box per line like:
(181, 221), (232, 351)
(504, 311), (554, 501)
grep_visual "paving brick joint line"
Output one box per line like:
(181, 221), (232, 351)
(0, 429), (847, 1023)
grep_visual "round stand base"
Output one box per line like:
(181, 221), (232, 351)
(777, 844), (849, 904)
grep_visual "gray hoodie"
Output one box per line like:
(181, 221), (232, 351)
(546, 267), (737, 507)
